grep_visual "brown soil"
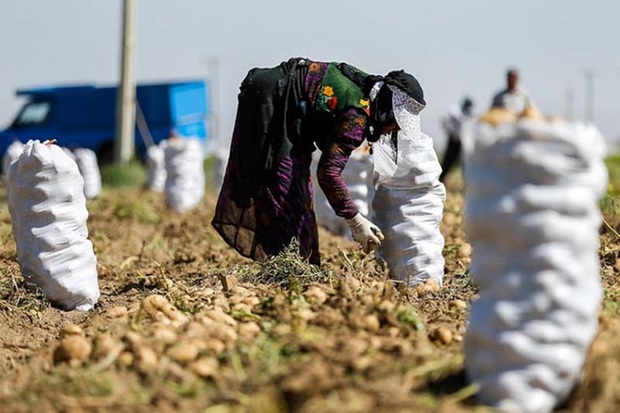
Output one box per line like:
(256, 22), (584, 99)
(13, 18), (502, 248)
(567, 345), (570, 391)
(0, 175), (618, 413)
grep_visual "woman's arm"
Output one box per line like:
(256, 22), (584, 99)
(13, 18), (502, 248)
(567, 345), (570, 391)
(316, 108), (367, 220)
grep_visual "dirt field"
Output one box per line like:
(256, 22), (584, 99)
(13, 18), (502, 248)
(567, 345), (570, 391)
(0, 176), (618, 413)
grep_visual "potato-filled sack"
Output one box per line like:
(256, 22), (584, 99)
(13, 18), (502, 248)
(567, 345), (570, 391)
(371, 84), (446, 287)
(462, 113), (608, 413)
(7, 140), (100, 311)
(164, 137), (205, 213)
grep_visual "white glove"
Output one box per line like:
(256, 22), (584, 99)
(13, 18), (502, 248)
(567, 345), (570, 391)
(346, 213), (385, 253)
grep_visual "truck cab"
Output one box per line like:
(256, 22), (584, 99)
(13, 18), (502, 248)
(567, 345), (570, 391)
(0, 80), (209, 170)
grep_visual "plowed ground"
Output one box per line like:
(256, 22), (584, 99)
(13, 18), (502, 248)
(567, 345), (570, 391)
(0, 176), (618, 413)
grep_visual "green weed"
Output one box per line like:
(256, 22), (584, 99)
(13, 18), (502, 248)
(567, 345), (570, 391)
(236, 240), (329, 289)
(0, 271), (50, 313)
(19, 367), (114, 405)
(100, 161), (146, 188)
(396, 305), (425, 331)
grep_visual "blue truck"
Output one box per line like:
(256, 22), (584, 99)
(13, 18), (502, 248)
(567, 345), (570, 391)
(0, 80), (209, 168)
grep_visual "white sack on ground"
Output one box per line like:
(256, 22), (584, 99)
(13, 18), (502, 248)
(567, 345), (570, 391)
(372, 131), (446, 286)
(7, 140), (100, 311)
(462, 120), (608, 413)
(146, 142), (167, 192)
(2, 140), (25, 183)
(211, 146), (229, 193)
(164, 137), (205, 212)
(73, 148), (102, 199)
(62, 147), (77, 161)
(313, 145), (374, 238)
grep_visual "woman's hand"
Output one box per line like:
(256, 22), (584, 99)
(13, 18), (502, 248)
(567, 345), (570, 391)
(346, 213), (385, 253)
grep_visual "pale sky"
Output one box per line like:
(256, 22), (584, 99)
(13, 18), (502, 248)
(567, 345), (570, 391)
(1, 0), (619, 153)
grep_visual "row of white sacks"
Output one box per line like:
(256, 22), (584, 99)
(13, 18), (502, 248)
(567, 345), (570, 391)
(5, 138), (205, 311)
(3, 140), (102, 199)
(146, 137), (205, 213)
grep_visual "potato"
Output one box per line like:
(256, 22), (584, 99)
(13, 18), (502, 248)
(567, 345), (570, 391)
(479, 107), (517, 126)
(167, 342), (200, 364)
(92, 334), (120, 360)
(238, 322), (261, 340)
(191, 357), (219, 378)
(448, 299), (468, 311)
(304, 286), (328, 305)
(60, 324), (84, 337)
(53, 336), (92, 367)
(430, 326), (453, 345)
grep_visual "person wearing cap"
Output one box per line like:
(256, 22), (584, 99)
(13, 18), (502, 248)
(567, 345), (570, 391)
(439, 97), (475, 183)
(490, 68), (532, 115)
(212, 57), (426, 265)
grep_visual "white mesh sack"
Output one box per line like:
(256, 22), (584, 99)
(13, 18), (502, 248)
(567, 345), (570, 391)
(146, 142), (167, 192)
(62, 147), (77, 163)
(164, 137), (205, 212)
(312, 145), (374, 238)
(462, 120), (608, 413)
(2, 140), (25, 183)
(7, 140), (100, 311)
(73, 148), (102, 199)
(372, 131), (446, 286)
(211, 146), (229, 193)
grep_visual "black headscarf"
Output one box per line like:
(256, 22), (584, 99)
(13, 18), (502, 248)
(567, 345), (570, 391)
(383, 70), (425, 106)
(365, 70), (425, 142)
(334, 64), (425, 142)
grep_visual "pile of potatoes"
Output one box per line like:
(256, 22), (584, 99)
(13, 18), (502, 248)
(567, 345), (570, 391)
(53, 289), (261, 378)
(51, 274), (469, 391)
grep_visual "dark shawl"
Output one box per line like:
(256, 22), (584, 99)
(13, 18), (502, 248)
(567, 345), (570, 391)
(235, 57), (309, 198)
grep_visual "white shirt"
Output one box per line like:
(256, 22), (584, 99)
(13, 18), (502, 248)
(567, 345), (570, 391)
(491, 88), (531, 115)
(441, 104), (473, 138)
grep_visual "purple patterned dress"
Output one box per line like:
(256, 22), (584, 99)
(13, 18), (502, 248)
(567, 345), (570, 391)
(213, 61), (369, 265)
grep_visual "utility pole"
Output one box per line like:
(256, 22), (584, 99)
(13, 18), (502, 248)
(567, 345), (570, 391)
(584, 69), (595, 123)
(206, 56), (220, 154)
(115, 0), (136, 164)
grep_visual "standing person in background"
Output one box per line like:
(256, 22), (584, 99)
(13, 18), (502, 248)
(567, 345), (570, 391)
(439, 97), (474, 183)
(491, 68), (532, 115)
(212, 57), (426, 265)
